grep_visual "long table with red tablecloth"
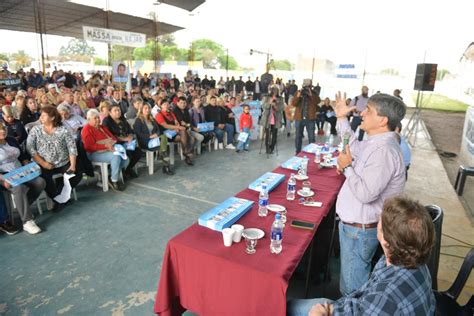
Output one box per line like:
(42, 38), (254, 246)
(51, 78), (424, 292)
(154, 152), (345, 316)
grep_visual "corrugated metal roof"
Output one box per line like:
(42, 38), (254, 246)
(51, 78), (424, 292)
(160, 0), (205, 12)
(0, 0), (183, 39)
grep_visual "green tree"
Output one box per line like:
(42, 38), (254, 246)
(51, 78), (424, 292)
(379, 68), (399, 76)
(133, 40), (188, 61)
(436, 69), (450, 81)
(190, 39), (239, 69)
(270, 59), (293, 71)
(10, 50), (32, 68)
(158, 34), (176, 47)
(217, 55), (238, 70)
(0, 53), (9, 62)
(111, 45), (135, 61)
(94, 57), (108, 65)
(59, 39), (96, 57)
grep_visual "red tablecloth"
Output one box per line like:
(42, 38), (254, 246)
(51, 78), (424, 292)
(154, 153), (345, 316)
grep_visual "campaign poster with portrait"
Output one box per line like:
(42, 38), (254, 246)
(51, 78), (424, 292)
(112, 62), (129, 88)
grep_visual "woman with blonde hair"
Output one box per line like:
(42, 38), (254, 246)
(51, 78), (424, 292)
(98, 100), (111, 123)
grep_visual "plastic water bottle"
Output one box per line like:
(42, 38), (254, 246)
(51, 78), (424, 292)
(270, 213), (283, 254)
(342, 132), (351, 154)
(258, 185), (269, 217)
(286, 174), (296, 200)
(301, 155), (308, 176)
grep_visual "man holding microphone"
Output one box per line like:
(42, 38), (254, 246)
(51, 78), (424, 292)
(334, 91), (407, 296)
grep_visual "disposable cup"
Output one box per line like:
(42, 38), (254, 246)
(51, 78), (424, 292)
(231, 224), (244, 243)
(222, 228), (235, 247)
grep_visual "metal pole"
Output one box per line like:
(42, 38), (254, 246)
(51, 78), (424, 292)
(35, 0), (46, 73)
(226, 49), (229, 77)
(311, 48), (316, 82)
(154, 13), (158, 74)
(105, 0), (112, 68)
(266, 49), (270, 72)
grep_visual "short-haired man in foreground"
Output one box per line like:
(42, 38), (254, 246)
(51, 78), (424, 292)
(287, 196), (436, 316)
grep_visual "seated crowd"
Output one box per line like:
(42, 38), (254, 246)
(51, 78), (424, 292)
(0, 68), (300, 236)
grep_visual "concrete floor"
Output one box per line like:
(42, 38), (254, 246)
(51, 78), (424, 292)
(1, 123), (473, 315)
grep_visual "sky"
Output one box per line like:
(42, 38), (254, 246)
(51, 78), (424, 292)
(0, 0), (473, 74)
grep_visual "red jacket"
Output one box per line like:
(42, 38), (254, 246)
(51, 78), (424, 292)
(81, 124), (117, 153)
(239, 112), (253, 130)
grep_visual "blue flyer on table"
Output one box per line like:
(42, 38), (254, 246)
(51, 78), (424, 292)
(248, 172), (285, 192)
(281, 156), (304, 170)
(3, 162), (41, 187)
(302, 143), (338, 154)
(198, 197), (254, 231)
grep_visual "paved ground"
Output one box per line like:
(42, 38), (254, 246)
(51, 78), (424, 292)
(1, 121), (473, 315)
(403, 113), (474, 305)
(421, 109), (474, 220)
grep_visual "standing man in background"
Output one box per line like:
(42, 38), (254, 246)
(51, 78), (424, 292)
(350, 86), (369, 140)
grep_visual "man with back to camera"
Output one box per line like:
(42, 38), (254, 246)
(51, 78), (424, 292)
(334, 91), (406, 296)
(287, 196), (436, 315)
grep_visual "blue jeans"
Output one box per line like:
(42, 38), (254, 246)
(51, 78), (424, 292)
(214, 124), (235, 144)
(87, 151), (129, 182)
(295, 119), (315, 153)
(286, 298), (334, 316)
(339, 221), (379, 296)
(236, 127), (250, 150)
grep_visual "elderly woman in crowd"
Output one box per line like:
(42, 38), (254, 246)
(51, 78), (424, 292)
(155, 98), (194, 166)
(81, 109), (128, 191)
(0, 124), (45, 234)
(57, 104), (87, 139)
(19, 97), (41, 126)
(133, 103), (174, 175)
(2, 106), (27, 146)
(102, 103), (142, 179)
(26, 106), (81, 210)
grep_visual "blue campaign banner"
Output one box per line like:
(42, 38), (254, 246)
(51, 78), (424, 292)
(197, 122), (214, 132)
(281, 156), (304, 171)
(337, 64), (355, 69)
(3, 162), (41, 187)
(198, 197), (254, 231)
(248, 172), (285, 193)
(336, 74), (357, 79)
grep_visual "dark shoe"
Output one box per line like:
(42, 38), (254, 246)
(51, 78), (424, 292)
(108, 179), (120, 191)
(125, 168), (139, 179)
(162, 166), (174, 175)
(185, 156), (194, 166)
(244, 148), (249, 152)
(287, 132), (290, 137)
(236, 149), (241, 153)
(0, 222), (19, 236)
(51, 202), (65, 213)
(117, 181), (126, 191)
